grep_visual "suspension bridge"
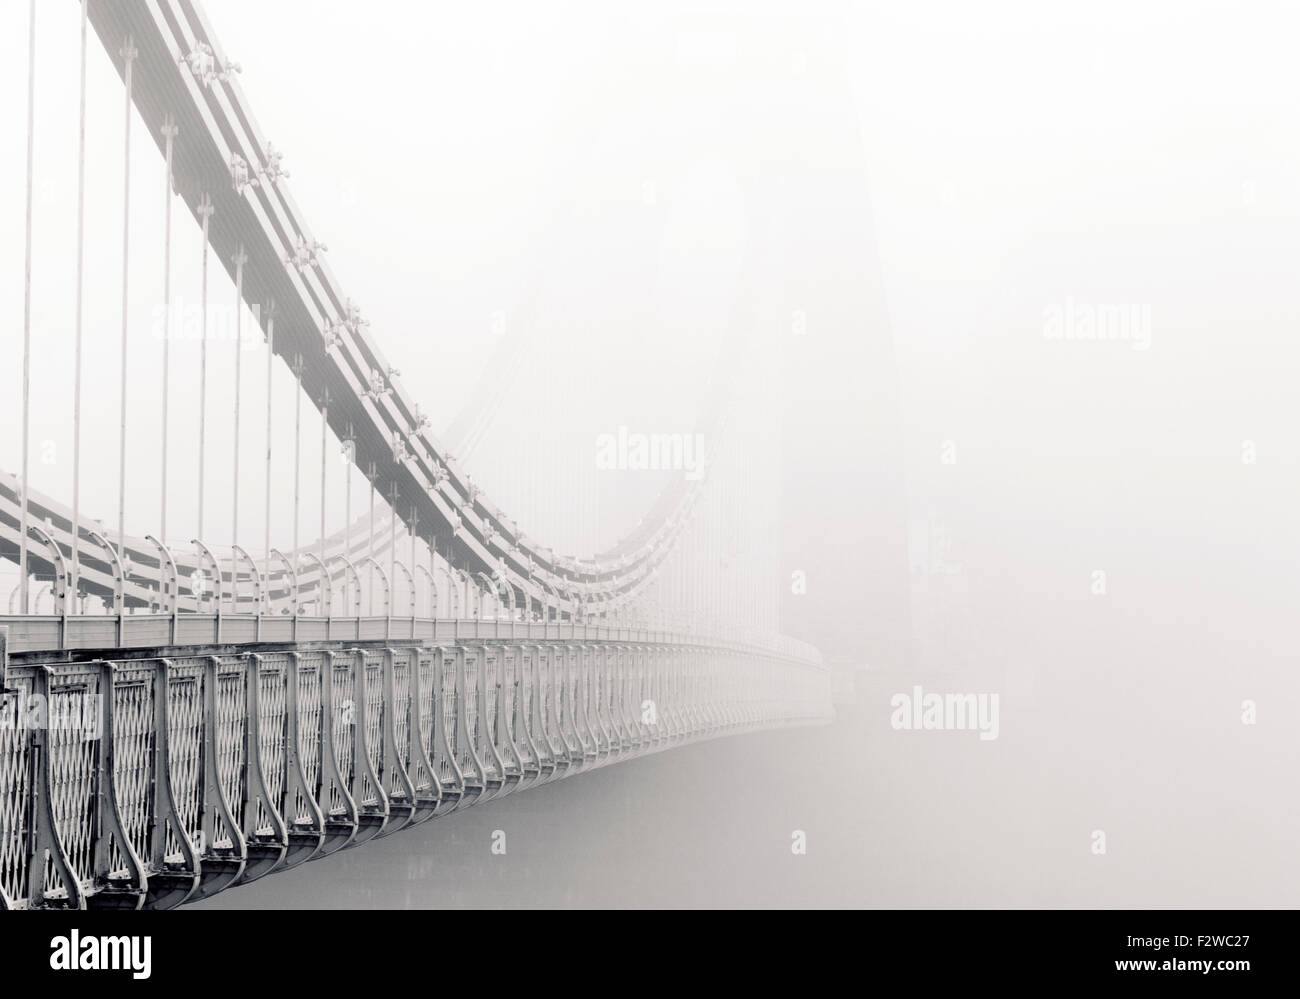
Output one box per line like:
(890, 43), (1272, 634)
(0, 0), (832, 910)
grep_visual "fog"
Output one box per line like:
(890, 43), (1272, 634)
(2, 0), (1298, 906)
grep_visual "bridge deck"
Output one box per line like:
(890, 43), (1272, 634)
(0, 613), (714, 659)
(0, 627), (832, 911)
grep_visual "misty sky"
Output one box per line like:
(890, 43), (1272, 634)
(4, 0), (1300, 911)
(3, 0), (1299, 663)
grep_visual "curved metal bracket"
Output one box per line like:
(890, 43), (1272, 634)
(230, 544), (263, 615)
(143, 534), (178, 615)
(537, 578), (558, 624)
(501, 574), (517, 620)
(458, 568), (473, 619)
(391, 558), (415, 616)
(191, 539), (223, 613)
(554, 582), (574, 624)
(84, 529), (125, 616)
(441, 562), (460, 617)
(329, 555), (363, 616)
(415, 564), (436, 618)
(299, 551), (329, 615)
(358, 556), (390, 615)
(26, 525), (68, 616)
(520, 576), (537, 622)
(474, 571), (495, 620)
(268, 548), (299, 616)
(489, 569), (516, 619)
